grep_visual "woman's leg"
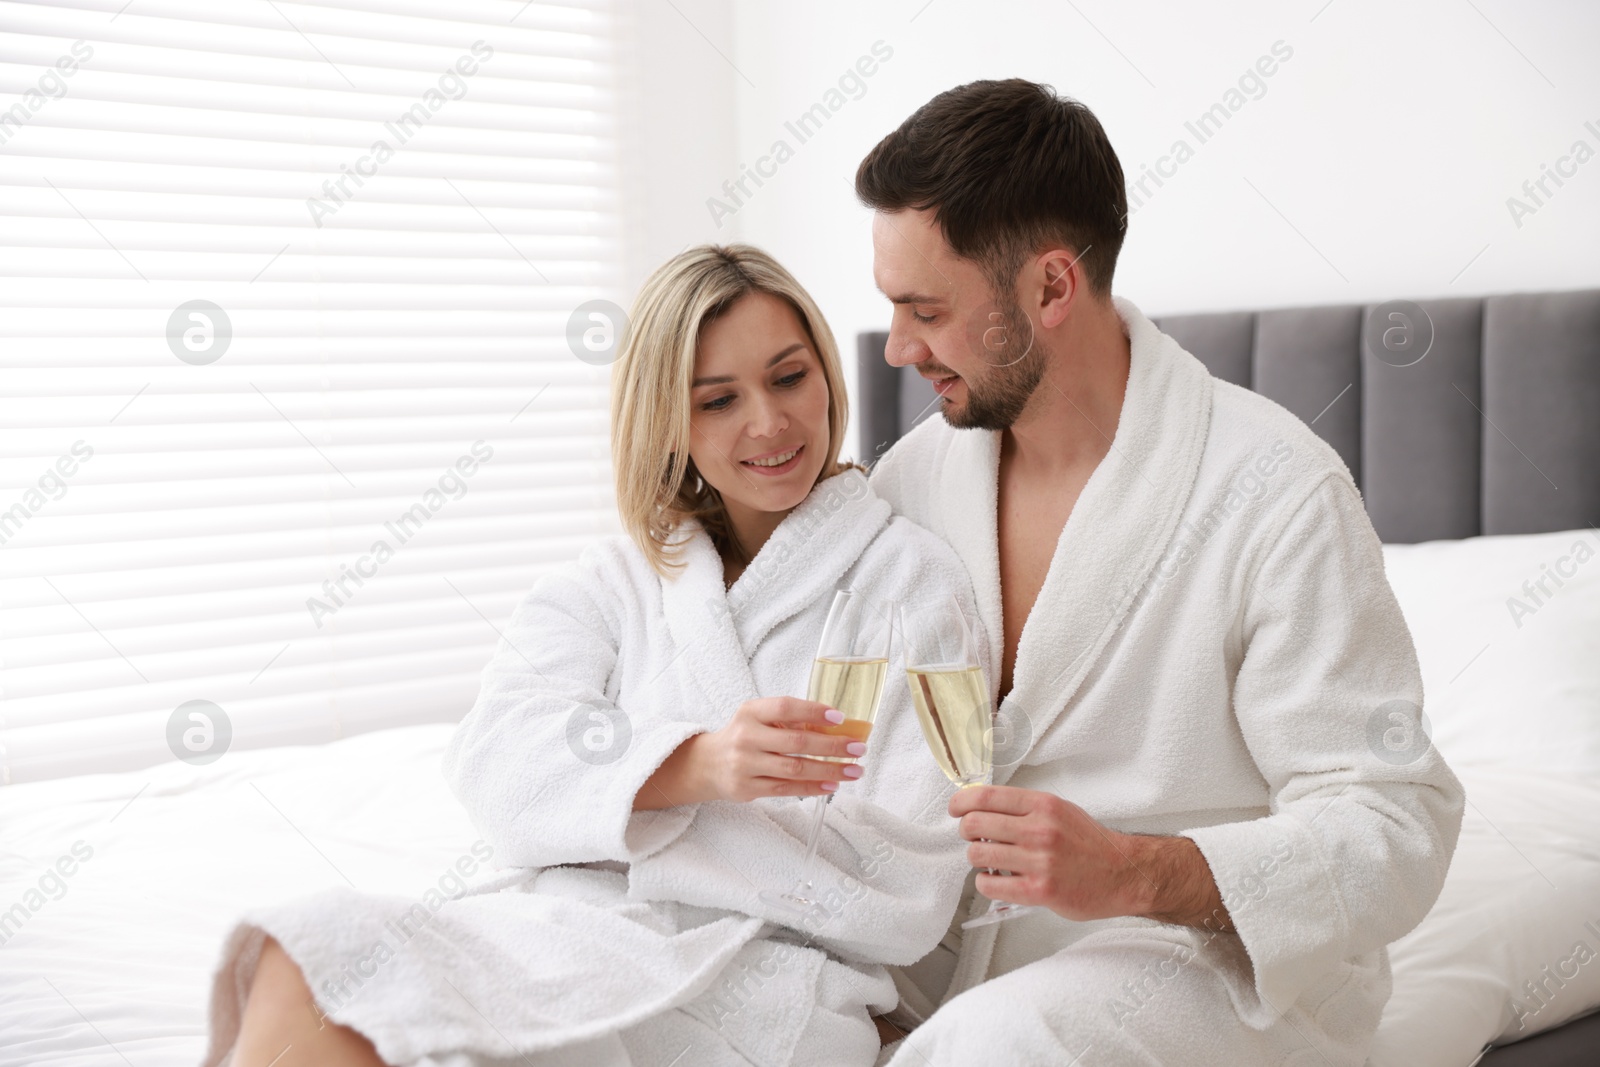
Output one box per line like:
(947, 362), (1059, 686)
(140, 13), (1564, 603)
(230, 935), (388, 1067)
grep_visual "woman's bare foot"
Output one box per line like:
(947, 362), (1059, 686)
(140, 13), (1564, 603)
(230, 936), (388, 1067)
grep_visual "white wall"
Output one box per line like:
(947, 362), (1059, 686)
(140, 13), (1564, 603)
(616, 0), (737, 292)
(706, 0), (1600, 461)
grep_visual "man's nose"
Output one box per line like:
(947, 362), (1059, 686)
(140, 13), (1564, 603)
(884, 325), (931, 369)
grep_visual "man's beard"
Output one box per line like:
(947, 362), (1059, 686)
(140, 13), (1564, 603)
(942, 301), (1046, 431)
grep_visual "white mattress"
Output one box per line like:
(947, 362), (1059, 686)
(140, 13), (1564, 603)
(0, 724), (487, 1067)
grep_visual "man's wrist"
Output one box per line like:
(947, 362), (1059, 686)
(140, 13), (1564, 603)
(1115, 832), (1164, 916)
(1120, 833), (1233, 933)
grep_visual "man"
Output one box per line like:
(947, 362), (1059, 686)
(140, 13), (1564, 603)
(859, 79), (1464, 1065)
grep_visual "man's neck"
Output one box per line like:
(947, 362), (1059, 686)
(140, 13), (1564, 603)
(1002, 297), (1132, 475)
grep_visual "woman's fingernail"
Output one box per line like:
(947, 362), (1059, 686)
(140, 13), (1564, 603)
(820, 781), (840, 792)
(843, 765), (864, 779)
(824, 709), (845, 724)
(846, 742), (867, 757)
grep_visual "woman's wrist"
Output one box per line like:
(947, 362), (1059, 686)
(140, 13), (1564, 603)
(664, 733), (715, 805)
(634, 733), (715, 810)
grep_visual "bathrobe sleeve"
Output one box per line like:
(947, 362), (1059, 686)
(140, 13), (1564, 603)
(627, 789), (974, 968)
(441, 545), (706, 869)
(1180, 473), (1465, 1017)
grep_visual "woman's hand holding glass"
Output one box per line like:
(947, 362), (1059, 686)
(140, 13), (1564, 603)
(761, 588), (892, 912)
(633, 697), (865, 811)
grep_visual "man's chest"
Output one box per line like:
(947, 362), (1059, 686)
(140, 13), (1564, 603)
(996, 468), (1088, 698)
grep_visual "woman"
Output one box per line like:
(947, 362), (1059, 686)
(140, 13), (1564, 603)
(205, 245), (985, 1067)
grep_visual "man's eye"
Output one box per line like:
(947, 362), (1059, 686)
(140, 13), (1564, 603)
(912, 310), (936, 324)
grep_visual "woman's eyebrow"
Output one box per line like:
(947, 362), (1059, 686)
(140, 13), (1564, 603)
(692, 342), (807, 387)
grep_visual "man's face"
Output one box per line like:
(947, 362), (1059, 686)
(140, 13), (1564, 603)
(870, 208), (1046, 430)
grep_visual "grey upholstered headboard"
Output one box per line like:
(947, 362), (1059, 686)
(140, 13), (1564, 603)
(856, 288), (1600, 544)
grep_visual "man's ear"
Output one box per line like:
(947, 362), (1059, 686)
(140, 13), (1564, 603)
(1034, 247), (1086, 329)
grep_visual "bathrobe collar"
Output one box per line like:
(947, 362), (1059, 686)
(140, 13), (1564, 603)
(658, 469), (892, 722)
(940, 297), (1214, 782)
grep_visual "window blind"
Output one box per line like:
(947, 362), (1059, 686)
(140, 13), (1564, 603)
(0, 0), (628, 784)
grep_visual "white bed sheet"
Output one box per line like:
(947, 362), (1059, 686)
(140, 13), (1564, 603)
(0, 724), (490, 1067)
(1370, 764), (1600, 1066)
(2, 719), (1596, 1067)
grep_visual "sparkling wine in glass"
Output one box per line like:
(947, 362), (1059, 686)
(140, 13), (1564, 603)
(760, 588), (892, 913)
(901, 595), (1037, 929)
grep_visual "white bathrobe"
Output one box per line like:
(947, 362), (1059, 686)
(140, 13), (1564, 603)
(202, 469), (980, 1067)
(869, 297), (1466, 1067)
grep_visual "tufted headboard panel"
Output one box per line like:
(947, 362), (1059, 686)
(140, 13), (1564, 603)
(856, 288), (1600, 543)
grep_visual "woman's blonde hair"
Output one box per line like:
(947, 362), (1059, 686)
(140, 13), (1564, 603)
(611, 244), (859, 576)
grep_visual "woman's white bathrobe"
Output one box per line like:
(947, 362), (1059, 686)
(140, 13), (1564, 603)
(869, 298), (1466, 1067)
(202, 469), (979, 1067)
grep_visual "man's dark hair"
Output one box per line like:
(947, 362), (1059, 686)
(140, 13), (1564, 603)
(855, 79), (1127, 301)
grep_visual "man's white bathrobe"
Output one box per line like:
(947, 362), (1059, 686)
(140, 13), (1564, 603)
(202, 470), (979, 1067)
(869, 297), (1465, 1067)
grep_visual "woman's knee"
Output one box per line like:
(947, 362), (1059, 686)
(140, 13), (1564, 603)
(250, 936), (317, 1012)
(240, 936), (334, 1043)
(235, 936), (385, 1066)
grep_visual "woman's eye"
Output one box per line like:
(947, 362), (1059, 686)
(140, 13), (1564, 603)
(701, 394), (733, 412)
(776, 370), (806, 387)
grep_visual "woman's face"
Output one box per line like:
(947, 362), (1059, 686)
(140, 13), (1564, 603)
(687, 291), (832, 525)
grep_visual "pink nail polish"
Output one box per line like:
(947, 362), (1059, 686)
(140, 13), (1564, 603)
(824, 709), (845, 724)
(846, 742), (867, 757)
(843, 765), (864, 779)
(820, 781), (839, 792)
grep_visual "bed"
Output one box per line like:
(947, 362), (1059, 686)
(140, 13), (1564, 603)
(0, 290), (1595, 1067)
(0, 724), (491, 1066)
(857, 285), (1600, 1066)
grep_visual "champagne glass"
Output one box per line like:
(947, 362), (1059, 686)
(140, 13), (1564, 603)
(901, 594), (1037, 929)
(760, 588), (893, 913)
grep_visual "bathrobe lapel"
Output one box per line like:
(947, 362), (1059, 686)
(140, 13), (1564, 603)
(658, 470), (892, 723)
(658, 526), (753, 728)
(938, 299), (1215, 785)
(924, 428), (1007, 720)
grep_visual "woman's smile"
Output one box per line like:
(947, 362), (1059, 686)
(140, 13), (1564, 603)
(740, 444), (805, 475)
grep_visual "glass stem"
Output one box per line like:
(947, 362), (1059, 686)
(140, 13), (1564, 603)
(793, 793), (830, 890)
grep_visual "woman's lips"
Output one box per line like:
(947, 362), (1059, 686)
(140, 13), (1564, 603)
(740, 444), (804, 476)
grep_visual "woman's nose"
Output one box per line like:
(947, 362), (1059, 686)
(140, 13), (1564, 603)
(745, 395), (788, 438)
